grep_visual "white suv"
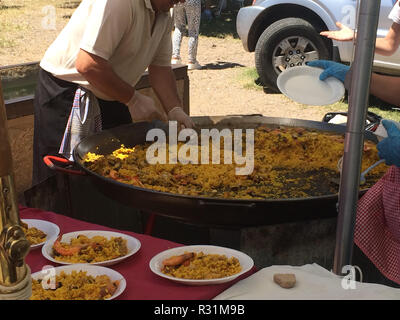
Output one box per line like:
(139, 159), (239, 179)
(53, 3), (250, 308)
(237, 0), (399, 91)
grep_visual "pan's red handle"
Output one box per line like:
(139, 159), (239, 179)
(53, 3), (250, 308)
(43, 155), (86, 176)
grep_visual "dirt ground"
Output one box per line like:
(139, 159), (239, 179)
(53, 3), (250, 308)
(183, 35), (331, 121)
(0, 0), (334, 122)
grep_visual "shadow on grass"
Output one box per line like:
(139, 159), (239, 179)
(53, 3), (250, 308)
(368, 95), (400, 111)
(57, 1), (81, 9)
(200, 9), (240, 39)
(340, 93), (399, 112)
(262, 86), (281, 94)
(254, 78), (280, 94)
(203, 61), (244, 70)
(0, 5), (24, 10)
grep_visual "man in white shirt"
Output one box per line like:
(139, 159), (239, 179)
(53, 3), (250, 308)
(33, 0), (193, 185)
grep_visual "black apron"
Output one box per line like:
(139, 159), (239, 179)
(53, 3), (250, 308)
(32, 68), (132, 186)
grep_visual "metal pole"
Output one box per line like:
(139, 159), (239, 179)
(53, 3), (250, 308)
(333, 0), (381, 275)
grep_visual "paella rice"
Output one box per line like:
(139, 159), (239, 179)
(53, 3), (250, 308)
(161, 251), (242, 280)
(21, 221), (47, 245)
(31, 271), (119, 300)
(83, 126), (388, 199)
(52, 234), (128, 263)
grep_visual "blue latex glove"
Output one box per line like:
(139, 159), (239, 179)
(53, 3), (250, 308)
(306, 60), (350, 83)
(377, 120), (400, 167)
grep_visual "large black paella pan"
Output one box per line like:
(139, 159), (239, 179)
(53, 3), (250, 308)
(49, 115), (385, 228)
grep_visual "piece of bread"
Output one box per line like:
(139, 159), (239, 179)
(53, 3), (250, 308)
(273, 273), (296, 289)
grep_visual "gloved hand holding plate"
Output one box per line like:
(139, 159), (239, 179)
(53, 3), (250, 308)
(277, 65), (345, 106)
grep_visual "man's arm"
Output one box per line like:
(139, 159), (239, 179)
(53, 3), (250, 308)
(148, 64), (182, 113)
(370, 72), (400, 106)
(76, 49), (167, 123)
(75, 49), (135, 103)
(375, 22), (400, 56)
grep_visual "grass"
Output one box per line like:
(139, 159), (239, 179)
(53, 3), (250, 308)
(56, 1), (81, 9)
(0, 37), (15, 49)
(0, 20), (25, 32)
(332, 97), (400, 122)
(237, 67), (264, 91)
(0, 4), (24, 10)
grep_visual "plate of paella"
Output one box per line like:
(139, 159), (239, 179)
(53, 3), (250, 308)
(30, 264), (126, 300)
(21, 219), (60, 250)
(149, 245), (254, 285)
(42, 230), (141, 266)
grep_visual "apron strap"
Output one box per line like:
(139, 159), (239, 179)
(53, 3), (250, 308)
(59, 88), (102, 161)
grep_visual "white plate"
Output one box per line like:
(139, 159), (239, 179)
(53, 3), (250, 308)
(277, 65), (345, 106)
(31, 264), (126, 300)
(42, 230), (141, 266)
(22, 219), (60, 250)
(149, 245), (254, 285)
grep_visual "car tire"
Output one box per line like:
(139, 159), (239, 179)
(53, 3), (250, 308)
(255, 17), (331, 92)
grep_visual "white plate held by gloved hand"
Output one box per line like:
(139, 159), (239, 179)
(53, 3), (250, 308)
(277, 66), (345, 106)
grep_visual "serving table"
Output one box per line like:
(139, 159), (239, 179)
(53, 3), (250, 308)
(20, 206), (256, 300)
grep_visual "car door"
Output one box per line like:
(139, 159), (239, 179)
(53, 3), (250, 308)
(334, 0), (400, 72)
(374, 0), (400, 73)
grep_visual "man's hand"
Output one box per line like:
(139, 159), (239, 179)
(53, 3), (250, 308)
(306, 60), (350, 83)
(168, 107), (195, 130)
(148, 65), (189, 128)
(320, 22), (355, 41)
(126, 92), (167, 123)
(377, 120), (400, 167)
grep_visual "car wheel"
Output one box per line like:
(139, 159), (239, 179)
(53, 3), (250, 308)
(255, 17), (331, 92)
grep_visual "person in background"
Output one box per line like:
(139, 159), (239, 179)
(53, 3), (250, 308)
(307, 60), (400, 288)
(33, 0), (194, 186)
(171, 0), (203, 70)
(202, 0), (214, 21)
(306, 59), (400, 107)
(354, 119), (400, 288)
(304, 1), (400, 287)
(320, 2), (400, 57)
(309, 0), (400, 106)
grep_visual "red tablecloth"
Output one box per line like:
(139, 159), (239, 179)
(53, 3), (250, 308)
(20, 206), (256, 300)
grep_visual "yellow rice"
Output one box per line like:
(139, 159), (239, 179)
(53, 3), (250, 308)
(162, 251), (242, 280)
(53, 235), (128, 263)
(83, 126), (388, 199)
(21, 222), (47, 245)
(31, 271), (118, 300)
